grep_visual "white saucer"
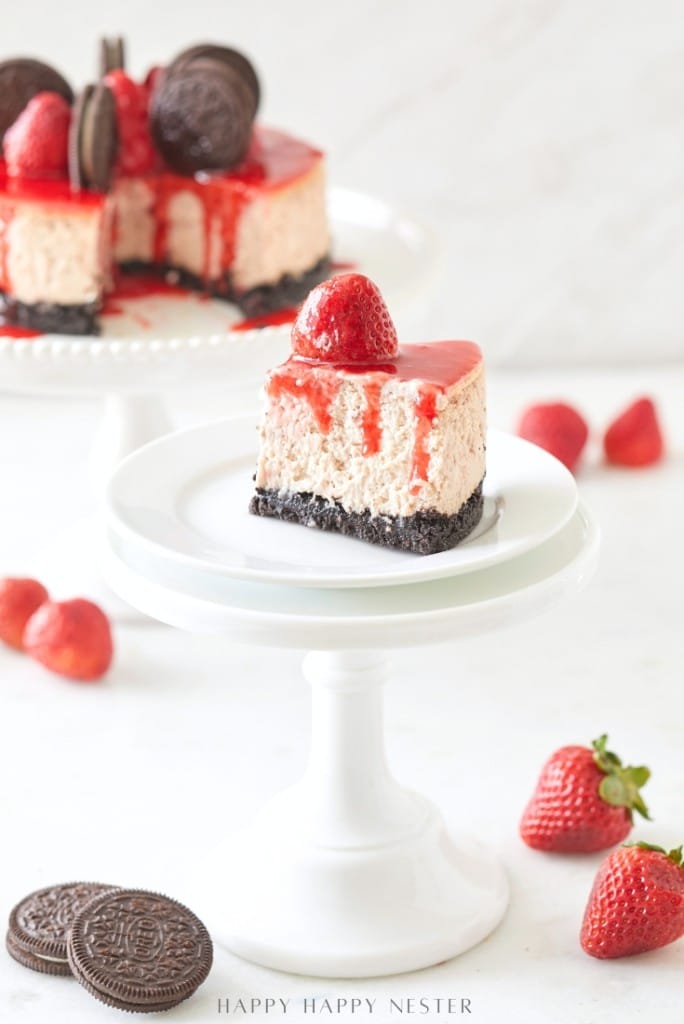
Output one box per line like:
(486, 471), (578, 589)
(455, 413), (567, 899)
(106, 416), (577, 590)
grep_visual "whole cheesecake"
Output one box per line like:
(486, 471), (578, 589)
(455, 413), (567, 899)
(250, 274), (486, 555)
(0, 40), (330, 335)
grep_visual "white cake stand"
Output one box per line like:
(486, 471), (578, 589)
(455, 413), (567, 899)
(0, 187), (438, 613)
(100, 419), (599, 978)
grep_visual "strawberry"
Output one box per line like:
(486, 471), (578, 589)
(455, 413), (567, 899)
(3, 92), (71, 180)
(581, 843), (684, 958)
(603, 397), (664, 468)
(291, 273), (399, 362)
(520, 735), (650, 853)
(0, 578), (49, 651)
(517, 402), (589, 473)
(23, 598), (113, 682)
(103, 70), (156, 176)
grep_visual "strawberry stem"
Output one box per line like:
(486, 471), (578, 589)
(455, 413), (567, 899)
(592, 734), (651, 821)
(627, 842), (683, 866)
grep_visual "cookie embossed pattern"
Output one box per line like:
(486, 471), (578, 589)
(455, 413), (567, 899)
(6, 882), (114, 977)
(67, 889), (213, 1013)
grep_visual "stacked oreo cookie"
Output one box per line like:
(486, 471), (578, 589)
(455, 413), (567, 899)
(68, 38), (261, 192)
(151, 43), (260, 174)
(6, 882), (213, 1013)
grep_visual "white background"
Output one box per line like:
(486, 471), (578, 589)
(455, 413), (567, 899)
(3, 0), (683, 364)
(1, 2), (684, 1022)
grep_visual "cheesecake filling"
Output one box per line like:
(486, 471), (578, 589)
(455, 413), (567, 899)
(254, 343), (486, 520)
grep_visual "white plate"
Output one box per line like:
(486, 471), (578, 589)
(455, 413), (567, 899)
(106, 416), (578, 589)
(0, 187), (439, 396)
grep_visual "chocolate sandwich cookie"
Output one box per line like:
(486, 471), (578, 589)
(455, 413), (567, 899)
(100, 36), (126, 76)
(6, 882), (115, 977)
(69, 81), (118, 191)
(166, 42), (260, 114)
(150, 57), (254, 174)
(0, 57), (73, 142)
(67, 888), (213, 1013)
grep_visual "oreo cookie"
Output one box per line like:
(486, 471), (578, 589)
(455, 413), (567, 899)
(67, 889), (213, 1012)
(68, 82), (118, 191)
(0, 58), (73, 143)
(150, 57), (254, 174)
(6, 882), (115, 977)
(100, 36), (126, 76)
(166, 42), (260, 115)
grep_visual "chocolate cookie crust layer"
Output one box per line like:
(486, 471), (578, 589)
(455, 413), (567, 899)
(119, 255), (330, 318)
(0, 258), (329, 337)
(250, 481), (484, 555)
(0, 293), (100, 335)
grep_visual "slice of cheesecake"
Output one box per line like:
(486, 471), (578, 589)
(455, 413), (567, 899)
(250, 274), (486, 555)
(0, 170), (113, 334)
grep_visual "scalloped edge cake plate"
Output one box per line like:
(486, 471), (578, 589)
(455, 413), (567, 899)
(105, 416), (578, 590)
(0, 187), (439, 396)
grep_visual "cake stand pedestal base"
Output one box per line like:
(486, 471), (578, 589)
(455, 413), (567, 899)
(196, 651), (508, 978)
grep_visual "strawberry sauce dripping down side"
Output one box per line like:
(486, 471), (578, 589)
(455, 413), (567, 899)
(138, 127), (321, 282)
(266, 341), (482, 489)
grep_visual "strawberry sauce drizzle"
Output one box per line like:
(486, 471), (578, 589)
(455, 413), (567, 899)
(267, 341), (482, 488)
(128, 127), (321, 282)
(0, 323), (42, 338)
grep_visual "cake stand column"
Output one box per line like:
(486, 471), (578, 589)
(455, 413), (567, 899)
(34, 393), (173, 619)
(201, 648), (509, 978)
(299, 650), (430, 847)
(90, 393), (174, 499)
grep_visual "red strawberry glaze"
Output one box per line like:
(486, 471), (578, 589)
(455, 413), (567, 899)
(0, 324), (42, 339)
(0, 160), (106, 291)
(267, 341), (482, 489)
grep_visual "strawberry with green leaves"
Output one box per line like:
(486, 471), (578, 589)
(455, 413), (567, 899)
(581, 843), (684, 958)
(520, 735), (650, 853)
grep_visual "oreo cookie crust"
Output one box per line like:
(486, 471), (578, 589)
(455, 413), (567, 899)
(0, 293), (100, 335)
(118, 255), (331, 318)
(67, 889), (213, 1012)
(250, 481), (485, 555)
(6, 882), (115, 975)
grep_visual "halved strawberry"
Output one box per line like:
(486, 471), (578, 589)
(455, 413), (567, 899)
(603, 397), (664, 468)
(3, 92), (71, 179)
(104, 70), (156, 176)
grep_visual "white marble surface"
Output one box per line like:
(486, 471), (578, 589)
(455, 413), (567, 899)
(4, 0), (684, 364)
(0, 367), (682, 1022)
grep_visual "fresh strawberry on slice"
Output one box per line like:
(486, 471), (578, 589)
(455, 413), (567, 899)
(3, 91), (71, 180)
(517, 402), (589, 473)
(520, 734), (650, 853)
(0, 578), (49, 651)
(23, 598), (113, 682)
(603, 397), (664, 468)
(104, 70), (156, 176)
(291, 273), (399, 362)
(581, 843), (684, 958)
